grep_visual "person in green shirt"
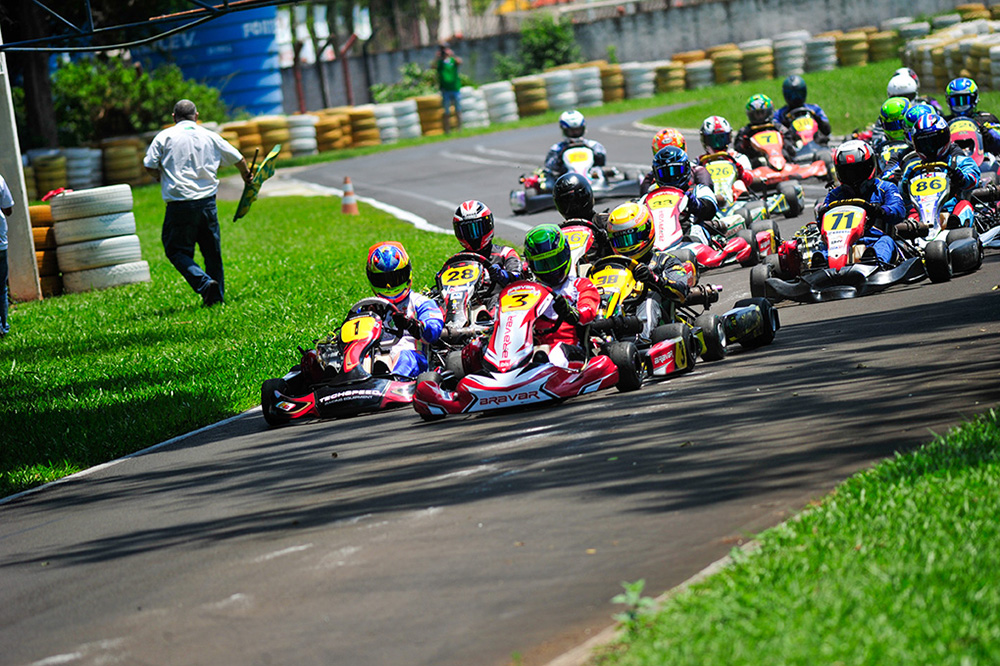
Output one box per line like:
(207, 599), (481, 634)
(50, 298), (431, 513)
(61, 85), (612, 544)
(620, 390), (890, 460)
(436, 42), (463, 133)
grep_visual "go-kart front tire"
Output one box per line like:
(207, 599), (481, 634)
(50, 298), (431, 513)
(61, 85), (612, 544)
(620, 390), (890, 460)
(778, 181), (804, 218)
(925, 240), (952, 283)
(693, 313), (728, 361)
(607, 341), (644, 392)
(749, 259), (782, 302)
(261, 378), (291, 427)
(736, 229), (760, 267)
(734, 297), (779, 348)
(651, 323), (698, 371)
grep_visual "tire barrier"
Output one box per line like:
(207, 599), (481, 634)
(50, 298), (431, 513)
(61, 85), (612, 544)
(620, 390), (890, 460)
(101, 137), (147, 187)
(23, 164), (37, 202)
(459, 87), (490, 129)
(836, 32), (870, 68)
(805, 36), (838, 72)
(414, 95), (445, 136)
(711, 47), (743, 85)
(513, 76), (549, 117)
(774, 39), (807, 78)
(622, 62), (657, 98)
(390, 100), (423, 140)
(571, 66), (604, 107)
(599, 64), (625, 103)
(868, 31), (901, 62)
(541, 69), (578, 111)
(932, 14), (963, 30)
(64, 147), (102, 190)
(742, 46), (775, 82)
(373, 103), (400, 144)
(287, 114), (319, 157)
(29, 204), (61, 296)
(655, 61), (686, 93)
(901, 16), (1000, 94)
(315, 111), (351, 151)
(256, 115), (293, 159)
(30, 151), (67, 197)
(481, 81), (520, 125)
(684, 59), (714, 90)
(348, 105), (383, 145)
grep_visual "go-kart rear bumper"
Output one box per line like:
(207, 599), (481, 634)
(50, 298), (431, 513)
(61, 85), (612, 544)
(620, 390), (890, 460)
(766, 257), (926, 303)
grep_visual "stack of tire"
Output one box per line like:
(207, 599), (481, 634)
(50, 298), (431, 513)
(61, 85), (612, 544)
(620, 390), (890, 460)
(740, 41), (775, 81)
(29, 204), (60, 297)
(707, 44), (742, 85)
(993, 4), (1000, 19)
(372, 104), (399, 144)
(64, 148), (102, 190)
(314, 112), (348, 151)
(836, 31), (870, 68)
(882, 16), (915, 33)
(102, 139), (144, 187)
(458, 87), (491, 129)
(958, 4), (991, 20)
(773, 36), (808, 77)
(392, 100), (423, 140)
(223, 120), (263, 164)
(50, 184), (150, 294)
(805, 35), (838, 72)
(966, 37), (1000, 87)
(899, 22), (932, 40)
(541, 70), (578, 112)
(481, 81), (519, 124)
(219, 126), (242, 153)
(932, 14), (963, 30)
(287, 114), (319, 157)
(622, 62), (656, 98)
(513, 76), (549, 117)
(654, 61), (686, 93)
(599, 64), (625, 103)
(414, 96), (445, 136)
(347, 106), (381, 145)
(572, 66), (604, 107)
(31, 151), (67, 198)
(684, 59), (714, 90)
(987, 42), (1000, 92)
(257, 116), (292, 160)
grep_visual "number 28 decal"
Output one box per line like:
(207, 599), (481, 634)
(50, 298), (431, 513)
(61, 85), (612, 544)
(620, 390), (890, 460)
(440, 263), (481, 286)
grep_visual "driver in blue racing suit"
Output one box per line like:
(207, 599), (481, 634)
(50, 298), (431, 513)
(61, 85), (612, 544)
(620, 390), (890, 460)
(773, 75), (832, 144)
(544, 109), (607, 180)
(814, 140), (906, 266)
(366, 241), (444, 377)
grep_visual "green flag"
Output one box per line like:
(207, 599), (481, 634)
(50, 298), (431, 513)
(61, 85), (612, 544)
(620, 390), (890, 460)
(233, 144), (281, 222)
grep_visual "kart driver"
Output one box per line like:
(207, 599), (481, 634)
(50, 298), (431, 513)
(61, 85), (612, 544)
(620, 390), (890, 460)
(698, 115), (761, 201)
(523, 224), (599, 368)
(543, 110), (607, 180)
(366, 241), (444, 377)
(553, 172), (614, 259)
(642, 145), (723, 236)
(639, 127), (712, 196)
(733, 93), (797, 165)
(606, 201), (717, 341)
(773, 75), (832, 144)
(451, 199), (524, 300)
(942, 77), (1000, 153)
(814, 140), (906, 266)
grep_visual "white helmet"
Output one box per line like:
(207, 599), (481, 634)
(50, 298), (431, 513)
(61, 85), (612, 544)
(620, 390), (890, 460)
(894, 67), (920, 90)
(559, 110), (586, 139)
(886, 73), (918, 100)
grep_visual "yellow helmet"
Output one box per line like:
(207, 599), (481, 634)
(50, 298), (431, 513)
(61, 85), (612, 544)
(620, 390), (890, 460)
(607, 202), (654, 259)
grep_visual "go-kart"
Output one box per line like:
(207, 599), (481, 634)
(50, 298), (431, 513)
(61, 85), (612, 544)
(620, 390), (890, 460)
(261, 297), (417, 426)
(588, 255), (779, 374)
(898, 163), (985, 282)
(949, 117), (999, 184)
(969, 183), (1000, 249)
(510, 143), (640, 215)
(413, 280), (638, 420)
(700, 150), (798, 231)
(644, 184), (775, 270)
(786, 107), (832, 165)
(745, 123), (831, 188)
(430, 251), (496, 376)
(560, 217), (607, 277)
(750, 199), (926, 303)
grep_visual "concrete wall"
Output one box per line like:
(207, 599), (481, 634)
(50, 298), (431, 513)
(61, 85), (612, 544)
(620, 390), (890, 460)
(281, 0), (972, 112)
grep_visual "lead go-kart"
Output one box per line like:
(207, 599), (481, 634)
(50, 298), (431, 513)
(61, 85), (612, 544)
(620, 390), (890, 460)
(261, 298), (419, 426)
(588, 255), (779, 383)
(750, 199), (927, 303)
(510, 142), (640, 215)
(413, 280), (639, 420)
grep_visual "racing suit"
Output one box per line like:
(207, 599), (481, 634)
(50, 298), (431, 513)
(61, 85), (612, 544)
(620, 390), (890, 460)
(774, 102), (832, 143)
(698, 150), (758, 202)
(733, 122), (797, 164)
(387, 292), (445, 377)
(534, 275), (599, 368)
(544, 138), (607, 180)
(627, 250), (693, 341)
(816, 178), (907, 265)
(641, 181), (722, 237)
(639, 161), (712, 197)
(898, 144), (980, 227)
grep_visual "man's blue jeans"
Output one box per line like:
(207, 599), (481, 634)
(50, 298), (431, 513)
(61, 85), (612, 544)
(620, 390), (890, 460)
(162, 197), (224, 298)
(0, 249), (9, 334)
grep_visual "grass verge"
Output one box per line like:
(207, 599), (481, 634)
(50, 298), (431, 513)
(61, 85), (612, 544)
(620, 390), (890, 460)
(0, 186), (458, 497)
(597, 409), (1000, 665)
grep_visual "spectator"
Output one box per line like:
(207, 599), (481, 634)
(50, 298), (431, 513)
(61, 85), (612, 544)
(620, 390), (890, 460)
(144, 99), (252, 307)
(436, 42), (463, 134)
(0, 171), (14, 337)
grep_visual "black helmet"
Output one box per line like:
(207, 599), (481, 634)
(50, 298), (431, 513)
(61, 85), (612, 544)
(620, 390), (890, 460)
(833, 140), (876, 188)
(452, 199), (495, 253)
(553, 173), (595, 220)
(782, 75), (807, 107)
(651, 145), (691, 189)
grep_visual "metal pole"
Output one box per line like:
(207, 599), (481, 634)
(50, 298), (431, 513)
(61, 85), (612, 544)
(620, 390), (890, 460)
(339, 33), (358, 107)
(0, 26), (42, 303)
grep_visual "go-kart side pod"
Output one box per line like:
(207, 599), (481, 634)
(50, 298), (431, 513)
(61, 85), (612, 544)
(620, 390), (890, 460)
(722, 297), (780, 349)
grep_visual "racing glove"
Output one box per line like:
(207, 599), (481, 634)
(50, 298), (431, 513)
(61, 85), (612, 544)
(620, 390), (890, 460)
(392, 313), (423, 338)
(631, 262), (658, 287)
(552, 294), (580, 324)
(488, 263), (513, 287)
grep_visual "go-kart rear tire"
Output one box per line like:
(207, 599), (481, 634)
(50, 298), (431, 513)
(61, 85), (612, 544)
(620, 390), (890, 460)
(607, 341), (644, 392)
(415, 371), (447, 421)
(693, 313), (728, 361)
(925, 240), (952, 283)
(778, 181), (803, 219)
(671, 247), (697, 266)
(750, 218), (781, 242)
(736, 229), (760, 267)
(734, 297), (779, 348)
(651, 323), (698, 372)
(749, 262), (779, 302)
(261, 378), (291, 427)
(946, 228), (984, 273)
(445, 350), (466, 382)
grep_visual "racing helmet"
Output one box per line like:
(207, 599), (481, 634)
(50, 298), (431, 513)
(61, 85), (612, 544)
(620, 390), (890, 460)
(903, 103), (935, 140)
(879, 97), (911, 142)
(886, 73), (918, 100)
(524, 224), (572, 286)
(651, 145), (692, 189)
(366, 241), (412, 304)
(700, 115), (733, 152)
(452, 200), (495, 253)
(553, 172), (595, 220)
(895, 67), (921, 90)
(607, 202), (655, 260)
(833, 140), (876, 189)
(782, 75), (807, 107)
(911, 114), (952, 161)
(559, 109), (586, 139)
(652, 127), (686, 154)
(746, 93), (774, 125)
(946, 77), (979, 116)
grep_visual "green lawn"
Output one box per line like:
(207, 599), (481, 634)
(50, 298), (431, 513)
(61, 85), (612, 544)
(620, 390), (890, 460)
(0, 187), (458, 496)
(597, 410), (1000, 666)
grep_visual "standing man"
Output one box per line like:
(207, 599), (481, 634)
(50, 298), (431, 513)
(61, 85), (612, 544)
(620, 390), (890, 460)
(436, 42), (462, 134)
(144, 99), (252, 307)
(0, 171), (14, 337)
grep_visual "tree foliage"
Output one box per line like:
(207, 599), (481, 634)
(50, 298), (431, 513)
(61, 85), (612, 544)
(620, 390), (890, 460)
(493, 14), (580, 80)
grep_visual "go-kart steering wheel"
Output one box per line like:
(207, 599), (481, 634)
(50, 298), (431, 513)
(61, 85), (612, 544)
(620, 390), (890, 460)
(589, 255), (639, 274)
(437, 251), (494, 293)
(345, 297), (405, 346)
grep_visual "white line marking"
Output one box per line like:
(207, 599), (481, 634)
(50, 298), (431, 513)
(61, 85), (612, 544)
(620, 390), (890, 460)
(254, 544), (314, 563)
(441, 150), (531, 169)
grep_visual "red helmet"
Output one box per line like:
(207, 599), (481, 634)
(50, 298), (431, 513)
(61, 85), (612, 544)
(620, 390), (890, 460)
(652, 128), (686, 155)
(452, 199), (495, 252)
(833, 140), (876, 188)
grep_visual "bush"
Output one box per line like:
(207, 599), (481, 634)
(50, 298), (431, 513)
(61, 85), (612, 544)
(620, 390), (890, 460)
(493, 14), (581, 79)
(51, 56), (229, 146)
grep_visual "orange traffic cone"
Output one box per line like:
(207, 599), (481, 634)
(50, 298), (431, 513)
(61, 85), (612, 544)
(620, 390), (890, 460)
(341, 176), (359, 215)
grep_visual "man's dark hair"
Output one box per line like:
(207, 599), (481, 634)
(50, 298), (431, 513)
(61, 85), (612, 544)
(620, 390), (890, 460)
(173, 99), (198, 121)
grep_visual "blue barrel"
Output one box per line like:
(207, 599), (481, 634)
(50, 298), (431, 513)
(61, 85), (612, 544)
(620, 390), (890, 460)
(135, 7), (284, 117)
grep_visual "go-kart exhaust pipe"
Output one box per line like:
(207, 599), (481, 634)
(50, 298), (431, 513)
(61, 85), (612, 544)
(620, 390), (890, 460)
(971, 184), (1000, 202)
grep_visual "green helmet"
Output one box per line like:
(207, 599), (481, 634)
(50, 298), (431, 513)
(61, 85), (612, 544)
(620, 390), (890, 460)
(746, 93), (774, 125)
(879, 96), (911, 141)
(524, 224), (571, 286)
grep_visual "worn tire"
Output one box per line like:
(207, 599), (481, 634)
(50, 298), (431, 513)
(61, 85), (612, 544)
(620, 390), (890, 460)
(749, 262), (775, 301)
(62, 260), (151, 294)
(777, 180), (803, 218)
(606, 341), (643, 392)
(49, 184), (133, 221)
(261, 378), (292, 427)
(57, 234), (142, 273)
(735, 297), (780, 348)
(53, 211), (136, 245)
(750, 218), (780, 242)
(736, 228), (760, 267)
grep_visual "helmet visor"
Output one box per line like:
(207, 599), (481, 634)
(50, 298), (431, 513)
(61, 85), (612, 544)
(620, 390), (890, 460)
(836, 160), (874, 186)
(914, 131), (950, 159)
(563, 124), (585, 138)
(748, 108), (772, 124)
(368, 265), (410, 291)
(704, 132), (731, 151)
(949, 93), (975, 113)
(654, 162), (689, 187)
(455, 218), (491, 245)
(610, 226), (650, 255)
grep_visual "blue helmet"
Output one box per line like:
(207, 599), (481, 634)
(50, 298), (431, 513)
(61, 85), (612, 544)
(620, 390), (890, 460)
(902, 103), (935, 141)
(651, 145), (691, 188)
(946, 77), (979, 116)
(911, 114), (952, 161)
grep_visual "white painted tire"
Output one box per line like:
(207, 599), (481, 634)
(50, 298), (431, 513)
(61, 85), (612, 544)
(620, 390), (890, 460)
(288, 137), (319, 152)
(50, 185), (133, 222)
(63, 260), (152, 294)
(289, 126), (316, 140)
(57, 234), (143, 273)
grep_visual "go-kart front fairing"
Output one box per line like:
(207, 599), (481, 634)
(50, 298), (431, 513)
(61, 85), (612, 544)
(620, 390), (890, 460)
(413, 281), (620, 419)
(261, 298), (417, 426)
(746, 125), (830, 186)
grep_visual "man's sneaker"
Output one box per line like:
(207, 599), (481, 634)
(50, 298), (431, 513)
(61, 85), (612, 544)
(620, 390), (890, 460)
(202, 280), (224, 307)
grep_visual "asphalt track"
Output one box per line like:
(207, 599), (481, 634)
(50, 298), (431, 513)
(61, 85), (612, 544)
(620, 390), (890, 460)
(2, 109), (999, 666)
